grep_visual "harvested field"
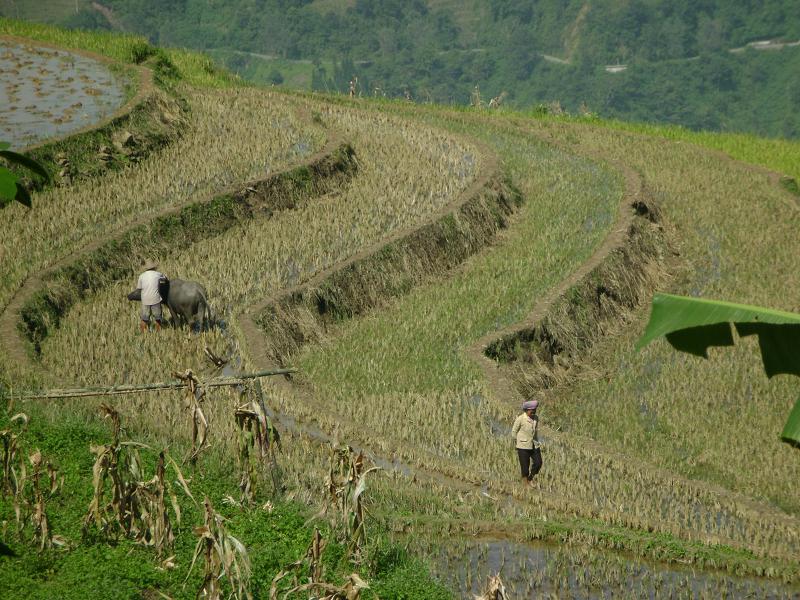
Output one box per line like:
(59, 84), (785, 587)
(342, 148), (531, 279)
(36, 102), (482, 405)
(4, 20), (800, 598)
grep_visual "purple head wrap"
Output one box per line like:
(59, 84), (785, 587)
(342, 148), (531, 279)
(522, 400), (539, 411)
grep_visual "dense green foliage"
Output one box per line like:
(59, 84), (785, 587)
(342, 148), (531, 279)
(9, 0), (800, 137)
(0, 405), (452, 599)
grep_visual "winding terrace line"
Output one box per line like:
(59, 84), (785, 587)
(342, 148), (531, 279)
(465, 129), (650, 403)
(0, 127), (354, 370)
(235, 120), (800, 568)
(237, 132), (504, 369)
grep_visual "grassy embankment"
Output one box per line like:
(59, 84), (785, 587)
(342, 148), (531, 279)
(0, 20), (453, 599)
(261, 104), (800, 578)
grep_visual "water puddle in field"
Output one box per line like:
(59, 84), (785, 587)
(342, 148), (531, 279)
(428, 538), (800, 599)
(0, 41), (127, 148)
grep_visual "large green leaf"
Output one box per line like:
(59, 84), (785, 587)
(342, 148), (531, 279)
(0, 148), (50, 180)
(0, 166), (19, 200)
(637, 293), (800, 446)
(0, 141), (49, 208)
(782, 398), (800, 449)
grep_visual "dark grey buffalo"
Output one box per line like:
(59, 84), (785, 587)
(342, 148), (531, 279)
(159, 278), (214, 331)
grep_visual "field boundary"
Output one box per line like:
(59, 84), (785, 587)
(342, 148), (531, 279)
(466, 131), (668, 402)
(234, 119), (800, 571)
(0, 135), (357, 369)
(237, 136), (519, 369)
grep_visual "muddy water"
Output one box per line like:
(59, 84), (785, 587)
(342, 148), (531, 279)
(0, 41), (127, 148)
(428, 538), (800, 599)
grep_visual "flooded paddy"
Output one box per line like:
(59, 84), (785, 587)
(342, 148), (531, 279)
(0, 41), (128, 148)
(427, 538), (800, 599)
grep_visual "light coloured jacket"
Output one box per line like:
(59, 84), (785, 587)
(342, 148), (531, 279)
(512, 413), (538, 450)
(137, 270), (165, 306)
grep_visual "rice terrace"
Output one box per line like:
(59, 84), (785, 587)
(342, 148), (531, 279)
(1, 13), (800, 600)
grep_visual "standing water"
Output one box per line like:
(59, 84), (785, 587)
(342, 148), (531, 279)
(0, 41), (128, 148)
(427, 538), (800, 599)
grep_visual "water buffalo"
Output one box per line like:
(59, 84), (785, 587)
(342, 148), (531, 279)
(159, 278), (214, 331)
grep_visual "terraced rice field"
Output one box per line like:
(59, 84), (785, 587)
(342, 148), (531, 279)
(0, 87), (325, 378)
(0, 40), (129, 147)
(3, 22), (800, 599)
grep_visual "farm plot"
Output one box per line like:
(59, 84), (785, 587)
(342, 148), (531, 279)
(0, 40), (130, 147)
(0, 87), (324, 340)
(523, 121), (800, 517)
(254, 110), (800, 566)
(36, 101), (482, 442)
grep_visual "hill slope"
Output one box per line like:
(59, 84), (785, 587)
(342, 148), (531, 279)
(5, 0), (800, 137)
(2, 18), (800, 599)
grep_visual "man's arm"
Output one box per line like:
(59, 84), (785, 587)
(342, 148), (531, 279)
(511, 415), (521, 439)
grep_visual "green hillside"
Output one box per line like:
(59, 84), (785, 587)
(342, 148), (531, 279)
(2, 16), (800, 599)
(4, 0), (800, 138)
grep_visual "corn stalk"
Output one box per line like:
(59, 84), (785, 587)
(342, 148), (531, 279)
(321, 437), (380, 561)
(270, 528), (370, 600)
(175, 370), (209, 464)
(1, 413), (65, 549)
(83, 404), (142, 539)
(133, 450), (194, 559)
(1, 412), (28, 497)
(83, 404), (194, 559)
(26, 449), (63, 551)
(187, 496), (252, 600)
(234, 387), (281, 505)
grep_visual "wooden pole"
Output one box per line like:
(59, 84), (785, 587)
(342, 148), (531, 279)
(11, 368), (296, 401)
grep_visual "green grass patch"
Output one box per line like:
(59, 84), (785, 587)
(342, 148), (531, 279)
(0, 405), (453, 599)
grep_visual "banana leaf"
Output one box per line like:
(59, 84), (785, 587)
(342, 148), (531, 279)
(636, 293), (800, 447)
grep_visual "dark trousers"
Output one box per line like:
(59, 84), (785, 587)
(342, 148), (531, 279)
(517, 447), (542, 480)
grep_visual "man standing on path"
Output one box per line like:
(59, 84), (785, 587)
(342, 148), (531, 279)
(136, 260), (166, 333)
(512, 399), (541, 484)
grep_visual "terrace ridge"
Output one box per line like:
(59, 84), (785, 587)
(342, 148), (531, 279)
(237, 133), (514, 370)
(0, 127), (356, 370)
(235, 120), (800, 569)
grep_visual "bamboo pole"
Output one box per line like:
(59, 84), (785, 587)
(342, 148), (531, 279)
(11, 368), (297, 401)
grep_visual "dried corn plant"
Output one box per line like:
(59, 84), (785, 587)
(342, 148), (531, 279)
(83, 403), (194, 559)
(270, 528), (326, 599)
(270, 528), (370, 600)
(320, 437), (380, 561)
(1, 412), (28, 497)
(1, 413), (64, 549)
(175, 370), (209, 464)
(187, 496), (252, 600)
(133, 450), (195, 559)
(26, 449), (64, 551)
(234, 387), (281, 504)
(83, 403), (142, 539)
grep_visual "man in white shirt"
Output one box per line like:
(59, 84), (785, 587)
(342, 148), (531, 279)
(136, 260), (166, 332)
